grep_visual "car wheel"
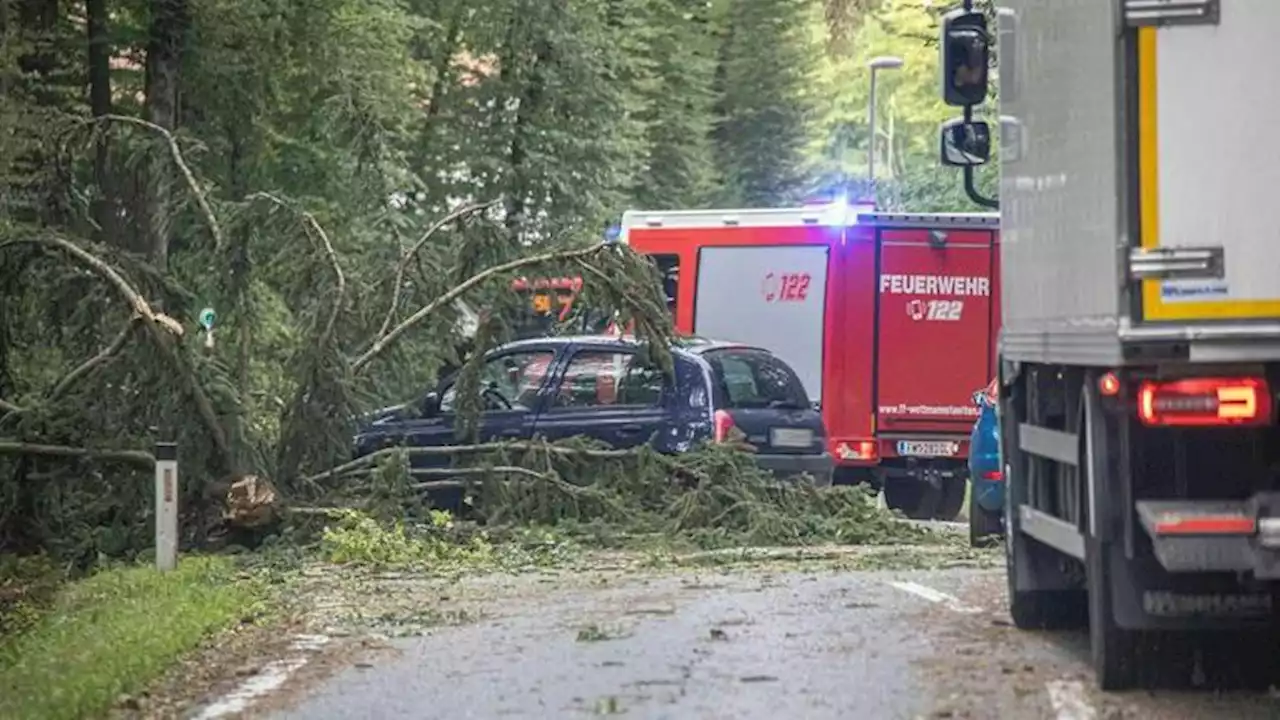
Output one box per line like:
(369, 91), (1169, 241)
(968, 502), (1002, 546)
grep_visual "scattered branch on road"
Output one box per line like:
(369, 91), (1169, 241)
(293, 438), (945, 567)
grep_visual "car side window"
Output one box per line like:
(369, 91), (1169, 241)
(439, 350), (554, 413)
(551, 351), (664, 408)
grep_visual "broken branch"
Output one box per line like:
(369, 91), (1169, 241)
(0, 440), (155, 467)
(378, 199), (501, 339)
(352, 243), (606, 374)
(0, 235), (183, 336)
(302, 440), (634, 485)
(98, 114), (226, 252)
(409, 465), (551, 487)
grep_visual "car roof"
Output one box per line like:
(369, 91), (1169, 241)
(497, 334), (768, 356)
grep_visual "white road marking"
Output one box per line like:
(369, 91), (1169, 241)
(887, 580), (982, 614)
(192, 634), (332, 719)
(1045, 679), (1098, 720)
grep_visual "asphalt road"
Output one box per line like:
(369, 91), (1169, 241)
(218, 560), (1280, 720)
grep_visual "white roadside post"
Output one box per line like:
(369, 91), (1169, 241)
(155, 441), (179, 571)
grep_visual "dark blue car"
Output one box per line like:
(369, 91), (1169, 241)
(354, 335), (834, 484)
(967, 379), (1004, 545)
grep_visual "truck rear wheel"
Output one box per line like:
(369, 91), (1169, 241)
(1005, 509), (1087, 629)
(1087, 539), (1140, 690)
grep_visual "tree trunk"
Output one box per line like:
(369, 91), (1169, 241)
(143, 0), (187, 268)
(227, 127), (252, 475)
(500, 14), (555, 245)
(87, 0), (116, 246)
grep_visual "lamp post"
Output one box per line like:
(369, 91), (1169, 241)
(867, 55), (905, 207)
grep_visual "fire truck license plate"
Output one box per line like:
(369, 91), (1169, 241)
(771, 428), (813, 447)
(896, 441), (958, 458)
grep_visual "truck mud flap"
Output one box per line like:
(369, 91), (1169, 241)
(1100, 540), (1277, 631)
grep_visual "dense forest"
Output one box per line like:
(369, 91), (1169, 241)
(0, 0), (998, 562)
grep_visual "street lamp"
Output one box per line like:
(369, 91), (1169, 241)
(867, 55), (905, 207)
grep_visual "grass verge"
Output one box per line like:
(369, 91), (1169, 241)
(0, 555), (264, 720)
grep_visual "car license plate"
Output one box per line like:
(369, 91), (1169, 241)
(896, 440), (959, 457)
(770, 428), (813, 448)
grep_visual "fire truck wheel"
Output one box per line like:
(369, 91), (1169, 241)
(832, 466), (881, 491)
(933, 474), (967, 521)
(883, 479), (936, 520)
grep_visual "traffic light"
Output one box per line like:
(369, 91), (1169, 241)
(940, 8), (989, 107)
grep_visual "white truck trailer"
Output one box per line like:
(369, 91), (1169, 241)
(939, 0), (1280, 690)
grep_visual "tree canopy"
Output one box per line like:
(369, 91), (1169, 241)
(0, 0), (996, 562)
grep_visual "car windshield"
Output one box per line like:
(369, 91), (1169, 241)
(703, 348), (810, 410)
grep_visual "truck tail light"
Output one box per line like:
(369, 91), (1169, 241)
(1137, 377), (1272, 427)
(713, 410), (735, 443)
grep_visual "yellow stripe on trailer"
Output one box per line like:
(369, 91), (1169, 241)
(1137, 27), (1280, 322)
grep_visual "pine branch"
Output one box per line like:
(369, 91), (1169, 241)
(248, 193), (346, 350)
(410, 466), (551, 487)
(0, 440), (155, 467)
(47, 317), (141, 402)
(303, 440), (633, 485)
(378, 199), (501, 340)
(97, 114), (226, 252)
(0, 235), (184, 336)
(0, 399), (23, 415)
(352, 243), (605, 375)
(146, 324), (236, 474)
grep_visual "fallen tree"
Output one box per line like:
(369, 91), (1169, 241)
(292, 438), (944, 555)
(0, 114), (678, 562)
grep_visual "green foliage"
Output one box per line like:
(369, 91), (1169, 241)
(0, 556), (261, 720)
(0, 0), (997, 566)
(628, 0), (720, 209)
(713, 0), (823, 206)
(0, 554), (65, 638)
(809, 0), (1000, 210)
(321, 509), (434, 567)
(313, 439), (942, 561)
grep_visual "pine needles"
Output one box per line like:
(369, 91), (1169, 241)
(305, 438), (940, 552)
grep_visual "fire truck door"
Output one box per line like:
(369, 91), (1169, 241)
(693, 245), (829, 405)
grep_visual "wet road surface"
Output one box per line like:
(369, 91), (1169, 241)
(214, 557), (1280, 720)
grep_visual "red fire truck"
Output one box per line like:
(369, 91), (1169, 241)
(621, 205), (1001, 520)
